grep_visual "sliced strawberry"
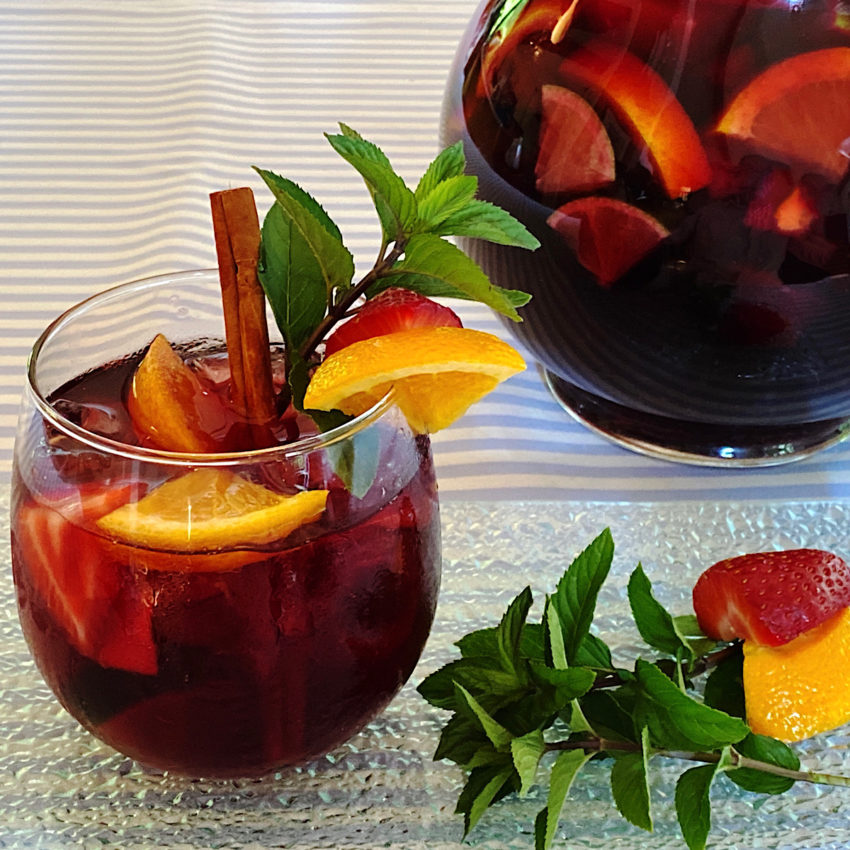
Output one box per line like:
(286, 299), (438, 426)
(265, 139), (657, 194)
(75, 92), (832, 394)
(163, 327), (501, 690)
(323, 288), (462, 357)
(692, 549), (850, 647)
(13, 487), (157, 675)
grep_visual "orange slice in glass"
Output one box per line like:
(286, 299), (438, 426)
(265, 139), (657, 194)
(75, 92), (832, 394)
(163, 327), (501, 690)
(303, 326), (525, 434)
(97, 468), (328, 569)
(127, 334), (227, 453)
(558, 41), (712, 199)
(743, 606), (850, 742)
(717, 47), (850, 182)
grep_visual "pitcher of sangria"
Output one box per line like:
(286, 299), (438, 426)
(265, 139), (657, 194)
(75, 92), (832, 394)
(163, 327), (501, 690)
(444, 0), (850, 463)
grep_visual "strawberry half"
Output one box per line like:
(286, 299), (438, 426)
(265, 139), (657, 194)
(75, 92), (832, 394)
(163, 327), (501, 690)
(693, 548), (850, 647)
(323, 288), (462, 357)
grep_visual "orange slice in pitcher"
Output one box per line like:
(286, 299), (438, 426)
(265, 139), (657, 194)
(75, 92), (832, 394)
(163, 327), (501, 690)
(716, 47), (850, 182)
(98, 468), (328, 568)
(303, 326), (525, 434)
(127, 333), (227, 453)
(558, 41), (712, 198)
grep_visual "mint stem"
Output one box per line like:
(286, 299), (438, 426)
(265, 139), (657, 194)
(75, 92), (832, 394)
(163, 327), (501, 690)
(297, 240), (407, 362)
(545, 737), (850, 788)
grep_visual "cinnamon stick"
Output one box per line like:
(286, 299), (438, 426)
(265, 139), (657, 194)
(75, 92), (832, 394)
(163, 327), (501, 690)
(210, 187), (277, 438)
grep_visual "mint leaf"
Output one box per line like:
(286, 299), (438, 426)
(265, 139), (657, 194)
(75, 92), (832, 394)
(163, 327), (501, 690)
(497, 586), (533, 678)
(432, 198), (541, 249)
(375, 232), (529, 320)
(634, 660), (749, 751)
(550, 528), (615, 667)
(457, 764), (515, 836)
(534, 750), (592, 850)
(417, 658), (525, 713)
(544, 596), (568, 670)
(456, 684), (514, 751)
(416, 175), (480, 230)
(628, 565), (694, 661)
(703, 649), (745, 718)
(611, 727), (653, 832)
(511, 729), (546, 796)
(728, 733), (800, 795)
(322, 421), (379, 499)
(674, 751), (733, 850)
(415, 141), (466, 200)
(325, 127), (417, 241)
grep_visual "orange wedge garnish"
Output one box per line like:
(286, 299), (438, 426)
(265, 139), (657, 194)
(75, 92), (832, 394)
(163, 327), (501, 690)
(97, 468), (328, 569)
(302, 327), (525, 434)
(127, 334), (227, 453)
(558, 41), (712, 199)
(717, 47), (850, 182)
(743, 606), (850, 742)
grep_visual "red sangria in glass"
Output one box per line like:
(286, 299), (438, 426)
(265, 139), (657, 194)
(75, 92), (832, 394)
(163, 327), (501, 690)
(10, 270), (441, 778)
(444, 0), (850, 463)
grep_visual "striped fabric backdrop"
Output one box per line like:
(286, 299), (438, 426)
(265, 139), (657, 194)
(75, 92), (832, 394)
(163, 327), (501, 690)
(2, 0), (850, 501)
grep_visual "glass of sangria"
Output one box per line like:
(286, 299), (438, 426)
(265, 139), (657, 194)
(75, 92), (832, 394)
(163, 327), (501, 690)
(10, 269), (441, 778)
(444, 0), (850, 463)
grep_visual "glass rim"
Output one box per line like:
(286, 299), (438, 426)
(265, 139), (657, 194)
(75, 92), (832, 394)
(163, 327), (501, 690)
(26, 268), (398, 466)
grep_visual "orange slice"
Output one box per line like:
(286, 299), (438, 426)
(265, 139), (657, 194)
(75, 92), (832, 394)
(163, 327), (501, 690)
(743, 606), (850, 742)
(558, 41), (712, 198)
(547, 196), (669, 285)
(716, 47), (850, 182)
(97, 468), (328, 567)
(128, 334), (227, 453)
(302, 326), (525, 433)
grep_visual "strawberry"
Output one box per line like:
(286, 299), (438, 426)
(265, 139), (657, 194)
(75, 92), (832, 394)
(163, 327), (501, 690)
(323, 288), (462, 357)
(692, 548), (850, 647)
(13, 485), (157, 675)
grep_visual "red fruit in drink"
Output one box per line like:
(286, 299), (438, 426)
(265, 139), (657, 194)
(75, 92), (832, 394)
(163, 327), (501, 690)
(744, 169), (818, 236)
(535, 84), (615, 194)
(558, 41), (712, 198)
(13, 486), (157, 675)
(547, 196), (669, 285)
(692, 549), (850, 647)
(323, 288), (462, 357)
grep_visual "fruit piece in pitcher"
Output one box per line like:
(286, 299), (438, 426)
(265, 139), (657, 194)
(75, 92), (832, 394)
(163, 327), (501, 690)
(127, 333), (229, 453)
(692, 548), (850, 647)
(97, 467), (328, 556)
(547, 196), (669, 285)
(558, 41), (712, 198)
(323, 287), (462, 357)
(14, 485), (157, 675)
(743, 606), (850, 741)
(716, 47), (850, 183)
(304, 326), (525, 433)
(534, 85), (615, 194)
(744, 170), (818, 237)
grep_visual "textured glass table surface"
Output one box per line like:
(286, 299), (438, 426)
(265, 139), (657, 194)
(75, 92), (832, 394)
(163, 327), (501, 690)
(2, 490), (850, 849)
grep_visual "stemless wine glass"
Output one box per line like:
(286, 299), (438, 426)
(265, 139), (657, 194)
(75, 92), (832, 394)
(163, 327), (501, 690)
(10, 270), (441, 778)
(443, 0), (850, 464)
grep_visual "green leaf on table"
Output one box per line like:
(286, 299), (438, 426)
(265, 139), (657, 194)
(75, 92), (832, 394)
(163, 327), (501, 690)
(497, 586), (534, 678)
(457, 684), (514, 751)
(628, 564), (695, 661)
(633, 660), (749, 751)
(611, 726), (654, 832)
(579, 685), (639, 742)
(534, 749), (593, 850)
(417, 657), (525, 713)
(550, 528), (615, 667)
(457, 762), (516, 836)
(373, 232), (529, 320)
(674, 748), (734, 850)
(325, 125), (418, 241)
(433, 198), (541, 250)
(727, 733), (800, 795)
(511, 729), (546, 796)
(254, 167), (355, 301)
(415, 140), (466, 200)
(416, 174), (480, 230)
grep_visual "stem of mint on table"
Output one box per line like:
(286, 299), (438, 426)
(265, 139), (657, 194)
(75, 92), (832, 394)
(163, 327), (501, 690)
(252, 123), (539, 413)
(417, 528), (850, 850)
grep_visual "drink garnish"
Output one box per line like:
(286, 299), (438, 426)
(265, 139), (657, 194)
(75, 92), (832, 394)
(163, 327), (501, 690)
(418, 529), (850, 850)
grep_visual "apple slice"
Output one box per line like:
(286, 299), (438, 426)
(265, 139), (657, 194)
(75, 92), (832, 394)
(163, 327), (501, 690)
(558, 41), (712, 199)
(744, 169), (818, 237)
(535, 85), (616, 194)
(547, 196), (669, 285)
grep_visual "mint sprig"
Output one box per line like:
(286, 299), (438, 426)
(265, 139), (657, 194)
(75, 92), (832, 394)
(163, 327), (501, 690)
(252, 124), (538, 411)
(418, 529), (850, 850)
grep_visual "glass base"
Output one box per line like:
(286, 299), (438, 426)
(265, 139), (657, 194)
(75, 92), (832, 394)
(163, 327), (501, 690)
(543, 370), (850, 467)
